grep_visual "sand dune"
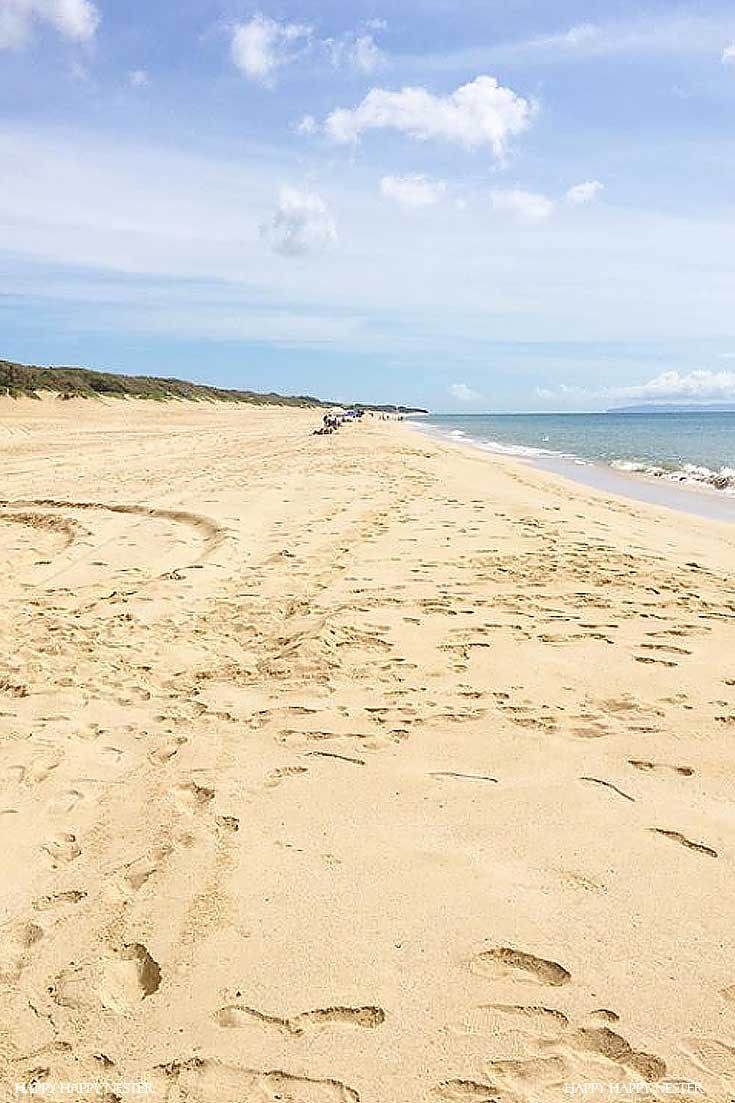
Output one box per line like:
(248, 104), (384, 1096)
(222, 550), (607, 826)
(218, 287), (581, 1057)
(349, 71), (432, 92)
(1, 395), (734, 1102)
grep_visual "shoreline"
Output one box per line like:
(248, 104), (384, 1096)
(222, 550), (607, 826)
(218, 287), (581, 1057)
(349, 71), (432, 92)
(410, 417), (735, 524)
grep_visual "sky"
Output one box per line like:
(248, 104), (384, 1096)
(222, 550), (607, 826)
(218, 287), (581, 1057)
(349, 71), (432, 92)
(1, 0), (735, 411)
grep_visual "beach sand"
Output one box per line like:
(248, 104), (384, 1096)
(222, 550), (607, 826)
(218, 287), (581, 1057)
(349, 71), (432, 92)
(1, 395), (734, 1103)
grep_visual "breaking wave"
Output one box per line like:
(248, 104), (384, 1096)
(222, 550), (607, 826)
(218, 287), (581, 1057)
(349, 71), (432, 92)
(611, 461), (735, 493)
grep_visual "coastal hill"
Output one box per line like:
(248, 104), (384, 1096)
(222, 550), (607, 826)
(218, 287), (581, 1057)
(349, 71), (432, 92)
(0, 358), (426, 414)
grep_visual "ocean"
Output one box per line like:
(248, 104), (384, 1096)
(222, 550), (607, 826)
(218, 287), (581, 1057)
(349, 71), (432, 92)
(413, 411), (735, 519)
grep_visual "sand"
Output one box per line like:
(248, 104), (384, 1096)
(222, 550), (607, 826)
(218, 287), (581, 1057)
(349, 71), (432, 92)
(1, 394), (734, 1103)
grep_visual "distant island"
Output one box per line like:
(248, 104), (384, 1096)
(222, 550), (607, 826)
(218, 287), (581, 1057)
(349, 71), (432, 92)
(610, 403), (735, 414)
(0, 358), (427, 414)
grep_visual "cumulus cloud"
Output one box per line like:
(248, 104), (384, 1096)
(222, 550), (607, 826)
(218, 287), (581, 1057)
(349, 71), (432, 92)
(261, 187), (337, 257)
(230, 14), (311, 86)
(230, 17), (387, 85)
(723, 44), (735, 63)
(491, 188), (554, 220)
(615, 369), (735, 403)
(0, 0), (99, 49)
(324, 76), (535, 159)
(128, 69), (150, 88)
(566, 180), (604, 205)
(449, 382), (483, 403)
(380, 174), (447, 209)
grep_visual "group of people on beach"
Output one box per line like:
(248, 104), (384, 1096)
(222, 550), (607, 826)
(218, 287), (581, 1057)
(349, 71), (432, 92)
(313, 408), (365, 435)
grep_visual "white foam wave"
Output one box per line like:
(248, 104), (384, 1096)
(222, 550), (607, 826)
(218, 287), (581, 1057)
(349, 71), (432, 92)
(477, 439), (552, 458)
(611, 460), (735, 493)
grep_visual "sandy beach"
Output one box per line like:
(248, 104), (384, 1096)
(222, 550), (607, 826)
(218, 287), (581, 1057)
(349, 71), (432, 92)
(2, 395), (735, 1103)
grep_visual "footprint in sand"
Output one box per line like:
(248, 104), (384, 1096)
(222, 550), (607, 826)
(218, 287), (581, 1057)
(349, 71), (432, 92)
(562, 1025), (667, 1082)
(432, 1080), (499, 1101)
(470, 947), (571, 987)
(264, 765), (309, 789)
(172, 781), (215, 811)
(214, 1003), (385, 1036)
(449, 1003), (569, 1041)
(149, 736), (187, 764)
(156, 1058), (359, 1103)
(42, 833), (81, 865)
(681, 1037), (735, 1081)
(0, 921), (43, 980)
(485, 1055), (569, 1089)
(33, 890), (87, 911)
(122, 847), (172, 892)
(587, 1009), (621, 1024)
(51, 942), (161, 1013)
(23, 755), (63, 787)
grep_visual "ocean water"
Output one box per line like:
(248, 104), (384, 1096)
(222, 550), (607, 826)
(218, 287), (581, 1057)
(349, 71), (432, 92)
(417, 412), (735, 495)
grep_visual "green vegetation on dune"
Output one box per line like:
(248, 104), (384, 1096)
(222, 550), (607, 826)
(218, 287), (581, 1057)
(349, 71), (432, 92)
(0, 358), (426, 413)
(0, 359), (322, 406)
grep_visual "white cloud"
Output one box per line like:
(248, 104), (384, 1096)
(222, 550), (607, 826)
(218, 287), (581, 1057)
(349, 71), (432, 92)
(380, 174), (447, 209)
(615, 369), (735, 403)
(324, 75), (535, 159)
(520, 15), (735, 58)
(261, 187), (338, 257)
(566, 180), (604, 205)
(128, 69), (150, 88)
(723, 44), (735, 64)
(229, 17), (386, 86)
(351, 33), (385, 73)
(544, 22), (602, 49)
(230, 14), (311, 86)
(491, 188), (554, 220)
(0, 0), (99, 49)
(410, 15), (735, 78)
(449, 382), (483, 403)
(539, 371), (735, 406)
(328, 30), (386, 73)
(297, 114), (317, 135)
(528, 21), (602, 51)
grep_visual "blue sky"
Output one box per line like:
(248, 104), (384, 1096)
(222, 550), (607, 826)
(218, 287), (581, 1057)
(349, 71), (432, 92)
(2, 0), (735, 410)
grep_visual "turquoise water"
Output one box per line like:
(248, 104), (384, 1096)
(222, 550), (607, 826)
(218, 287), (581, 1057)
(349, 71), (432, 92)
(418, 412), (735, 494)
